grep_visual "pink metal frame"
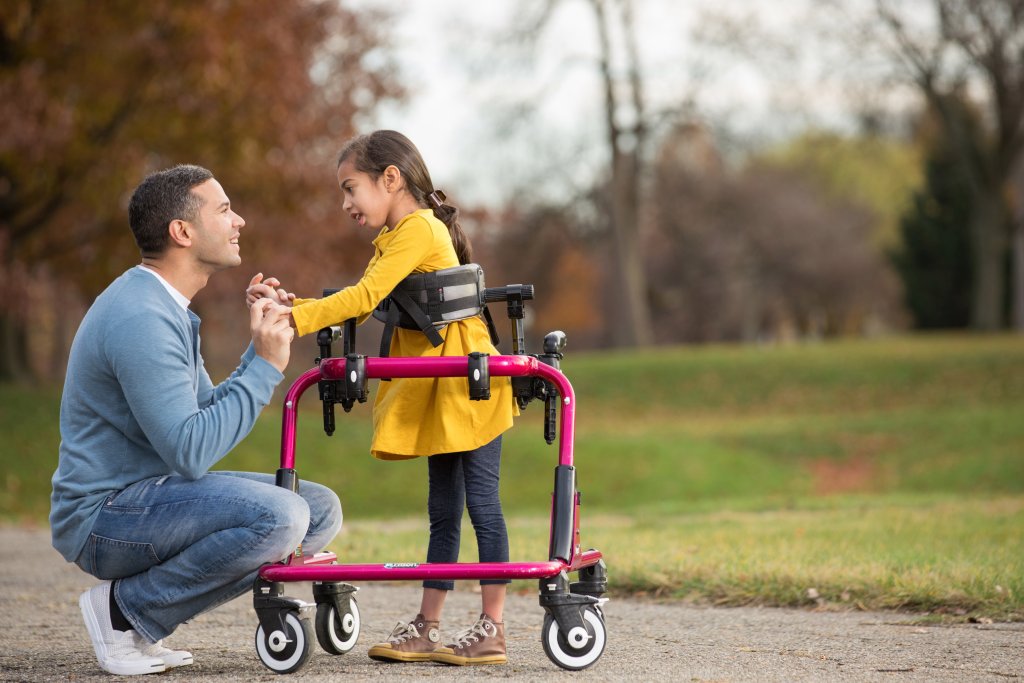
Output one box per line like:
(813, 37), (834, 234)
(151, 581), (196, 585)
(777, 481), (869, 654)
(259, 354), (602, 584)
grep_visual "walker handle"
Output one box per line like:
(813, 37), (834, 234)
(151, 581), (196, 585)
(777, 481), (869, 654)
(482, 285), (534, 303)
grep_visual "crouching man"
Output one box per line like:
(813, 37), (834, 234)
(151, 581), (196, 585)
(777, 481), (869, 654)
(50, 165), (342, 675)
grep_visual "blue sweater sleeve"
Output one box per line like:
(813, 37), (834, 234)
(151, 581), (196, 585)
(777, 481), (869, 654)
(106, 313), (281, 480)
(197, 342), (259, 408)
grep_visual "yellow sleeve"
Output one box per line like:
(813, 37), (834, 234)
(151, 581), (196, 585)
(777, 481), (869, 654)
(291, 216), (433, 337)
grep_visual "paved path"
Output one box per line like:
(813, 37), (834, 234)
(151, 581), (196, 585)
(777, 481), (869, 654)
(1, 526), (1020, 681)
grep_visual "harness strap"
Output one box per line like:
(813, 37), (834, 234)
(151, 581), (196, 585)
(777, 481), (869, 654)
(379, 287), (444, 360)
(378, 298), (402, 360)
(482, 305), (500, 346)
(373, 264), (494, 356)
(422, 271), (442, 322)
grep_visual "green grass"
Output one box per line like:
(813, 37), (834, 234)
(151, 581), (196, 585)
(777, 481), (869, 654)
(4, 332), (1023, 618)
(337, 496), (1023, 620)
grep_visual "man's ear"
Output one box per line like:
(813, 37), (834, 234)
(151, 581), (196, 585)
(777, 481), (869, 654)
(382, 165), (402, 193)
(167, 219), (193, 248)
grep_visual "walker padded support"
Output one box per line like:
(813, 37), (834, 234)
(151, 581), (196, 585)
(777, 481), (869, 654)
(373, 264), (486, 357)
(549, 465), (577, 563)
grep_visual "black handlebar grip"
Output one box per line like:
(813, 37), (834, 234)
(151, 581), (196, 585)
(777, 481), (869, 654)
(482, 285), (535, 303)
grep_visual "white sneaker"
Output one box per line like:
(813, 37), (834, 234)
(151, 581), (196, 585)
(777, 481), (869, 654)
(79, 582), (166, 676)
(134, 633), (194, 668)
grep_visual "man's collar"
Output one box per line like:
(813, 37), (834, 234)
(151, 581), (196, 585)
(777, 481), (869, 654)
(136, 265), (190, 311)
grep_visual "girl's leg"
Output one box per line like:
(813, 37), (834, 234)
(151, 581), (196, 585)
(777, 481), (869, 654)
(419, 587), (448, 622)
(481, 584), (507, 623)
(461, 436), (509, 620)
(432, 437), (509, 666)
(423, 451), (465, 595)
(367, 454), (463, 662)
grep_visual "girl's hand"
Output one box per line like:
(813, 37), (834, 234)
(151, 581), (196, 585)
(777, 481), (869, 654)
(246, 273), (296, 308)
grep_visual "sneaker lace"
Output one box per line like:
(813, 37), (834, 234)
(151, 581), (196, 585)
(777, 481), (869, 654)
(450, 617), (497, 648)
(387, 620), (421, 645)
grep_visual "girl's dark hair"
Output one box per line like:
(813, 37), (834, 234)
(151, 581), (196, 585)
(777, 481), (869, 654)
(337, 130), (472, 264)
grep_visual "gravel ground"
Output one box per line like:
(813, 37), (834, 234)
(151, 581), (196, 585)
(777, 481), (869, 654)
(1, 525), (1020, 682)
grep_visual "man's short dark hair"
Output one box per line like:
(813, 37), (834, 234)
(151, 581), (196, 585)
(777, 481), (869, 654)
(128, 164), (214, 256)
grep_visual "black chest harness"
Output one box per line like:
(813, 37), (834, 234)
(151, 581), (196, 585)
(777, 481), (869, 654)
(372, 263), (499, 357)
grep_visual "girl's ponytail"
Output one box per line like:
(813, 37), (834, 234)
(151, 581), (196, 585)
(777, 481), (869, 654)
(427, 190), (472, 265)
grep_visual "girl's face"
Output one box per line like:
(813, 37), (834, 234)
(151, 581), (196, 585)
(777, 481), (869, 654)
(337, 158), (392, 231)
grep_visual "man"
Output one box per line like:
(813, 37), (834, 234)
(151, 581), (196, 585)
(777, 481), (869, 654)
(50, 165), (342, 676)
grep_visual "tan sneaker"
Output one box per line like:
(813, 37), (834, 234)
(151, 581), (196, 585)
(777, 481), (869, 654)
(367, 614), (442, 662)
(431, 613), (507, 666)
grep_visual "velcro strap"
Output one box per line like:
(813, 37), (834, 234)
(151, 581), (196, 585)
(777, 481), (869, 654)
(391, 287), (444, 347)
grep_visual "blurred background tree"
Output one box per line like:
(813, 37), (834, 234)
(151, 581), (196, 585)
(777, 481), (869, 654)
(891, 99), (980, 329)
(2, 0), (1022, 383)
(646, 123), (901, 343)
(850, 0), (1024, 331)
(0, 0), (402, 380)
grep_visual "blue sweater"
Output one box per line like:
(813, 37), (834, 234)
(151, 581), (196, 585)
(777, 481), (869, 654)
(50, 267), (284, 562)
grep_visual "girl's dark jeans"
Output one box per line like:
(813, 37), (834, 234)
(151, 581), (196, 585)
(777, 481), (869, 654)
(424, 435), (509, 590)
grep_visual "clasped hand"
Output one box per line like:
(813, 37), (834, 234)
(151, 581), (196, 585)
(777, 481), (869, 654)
(246, 272), (295, 308)
(247, 273), (295, 373)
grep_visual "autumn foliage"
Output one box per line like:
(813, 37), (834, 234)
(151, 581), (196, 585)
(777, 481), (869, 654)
(1, 0), (402, 378)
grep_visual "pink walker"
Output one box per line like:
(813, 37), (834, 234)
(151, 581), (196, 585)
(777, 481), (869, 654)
(251, 286), (608, 673)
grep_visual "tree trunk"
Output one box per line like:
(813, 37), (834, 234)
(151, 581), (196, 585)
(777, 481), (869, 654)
(591, 0), (654, 348)
(969, 188), (1008, 330)
(609, 152), (654, 347)
(0, 310), (32, 383)
(1013, 212), (1024, 332)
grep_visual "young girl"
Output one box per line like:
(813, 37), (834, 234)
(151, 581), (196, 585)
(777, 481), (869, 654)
(248, 130), (515, 666)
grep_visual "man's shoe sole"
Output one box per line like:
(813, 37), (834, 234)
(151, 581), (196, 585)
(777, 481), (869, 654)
(159, 652), (194, 668)
(99, 657), (168, 677)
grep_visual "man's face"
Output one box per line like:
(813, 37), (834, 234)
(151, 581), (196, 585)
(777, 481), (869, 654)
(189, 178), (245, 271)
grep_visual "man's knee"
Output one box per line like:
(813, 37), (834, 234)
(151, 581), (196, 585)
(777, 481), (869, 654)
(305, 481), (343, 534)
(257, 491), (310, 559)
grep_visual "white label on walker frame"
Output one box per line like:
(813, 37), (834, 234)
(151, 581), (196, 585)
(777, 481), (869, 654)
(384, 563), (420, 569)
(473, 369), (481, 381)
(350, 370), (358, 383)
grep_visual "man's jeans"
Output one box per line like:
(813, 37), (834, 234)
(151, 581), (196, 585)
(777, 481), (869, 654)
(75, 471), (342, 643)
(424, 435), (509, 590)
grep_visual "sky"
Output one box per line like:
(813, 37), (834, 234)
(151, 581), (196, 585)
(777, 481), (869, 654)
(358, 0), (869, 206)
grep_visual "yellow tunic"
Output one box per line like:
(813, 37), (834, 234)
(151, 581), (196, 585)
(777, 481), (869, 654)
(291, 209), (515, 460)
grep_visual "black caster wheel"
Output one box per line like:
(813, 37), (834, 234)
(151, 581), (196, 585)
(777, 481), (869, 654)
(315, 599), (360, 655)
(255, 610), (313, 674)
(541, 604), (607, 671)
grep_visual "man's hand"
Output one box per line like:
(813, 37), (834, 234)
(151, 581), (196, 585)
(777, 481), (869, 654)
(251, 298), (294, 373)
(246, 272), (296, 308)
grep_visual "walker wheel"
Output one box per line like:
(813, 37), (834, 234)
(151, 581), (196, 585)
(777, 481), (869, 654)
(315, 599), (361, 655)
(255, 610), (313, 674)
(541, 605), (607, 671)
